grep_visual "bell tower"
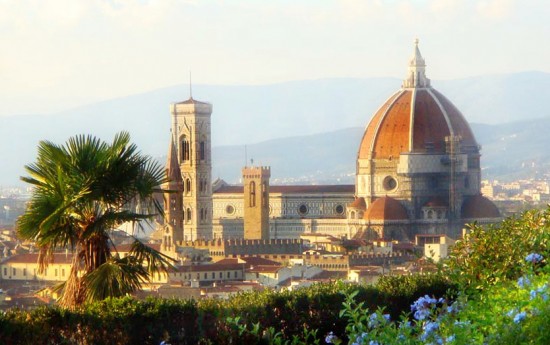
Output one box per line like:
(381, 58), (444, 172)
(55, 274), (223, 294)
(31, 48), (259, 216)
(170, 96), (213, 240)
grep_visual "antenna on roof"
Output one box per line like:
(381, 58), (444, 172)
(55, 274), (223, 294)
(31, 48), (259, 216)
(189, 70), (193, 99)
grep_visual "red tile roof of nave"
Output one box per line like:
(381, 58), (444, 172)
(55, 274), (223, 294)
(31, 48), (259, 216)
(461, 195), (501, 219)
(214, 185), (354, 194)
(358, 90), (409, 160)
(411, 89), (451, 153)
(364, 196), (409, 221)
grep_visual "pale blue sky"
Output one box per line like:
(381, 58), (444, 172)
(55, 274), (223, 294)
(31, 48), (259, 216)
(1, 0), (549, 116)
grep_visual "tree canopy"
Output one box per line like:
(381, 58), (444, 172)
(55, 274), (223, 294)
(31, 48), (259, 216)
(17, 132), (174, 307)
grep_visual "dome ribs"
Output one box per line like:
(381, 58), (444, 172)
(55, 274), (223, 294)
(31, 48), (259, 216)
(412, 90), (451, 153)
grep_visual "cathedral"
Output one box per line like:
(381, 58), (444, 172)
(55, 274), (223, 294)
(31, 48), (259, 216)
(159, 40), (500, 253)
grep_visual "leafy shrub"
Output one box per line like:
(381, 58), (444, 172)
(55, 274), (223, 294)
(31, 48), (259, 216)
(0, 275), (454, 344)
(445, 207), (550, 293)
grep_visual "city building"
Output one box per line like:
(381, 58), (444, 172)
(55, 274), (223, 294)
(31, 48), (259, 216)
(159, 40), (501, 255)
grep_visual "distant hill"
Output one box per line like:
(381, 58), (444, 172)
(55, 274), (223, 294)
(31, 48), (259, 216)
(2, 72), (550, 186)
(212, 119), (550, 185)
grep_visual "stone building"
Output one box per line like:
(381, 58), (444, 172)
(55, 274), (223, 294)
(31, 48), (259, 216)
(160, 40), (501, 252)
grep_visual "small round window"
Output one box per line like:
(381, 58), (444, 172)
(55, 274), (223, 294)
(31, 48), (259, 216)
(298, 204), (308, 215)
(383, 176), (398, 191)
(225, 205), (235, 215)
(335, 204), (344, 215)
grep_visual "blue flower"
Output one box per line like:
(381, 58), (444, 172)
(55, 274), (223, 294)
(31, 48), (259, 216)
(513, 311), (527, 323)
(325, 331), (337, 344)
(368, 341), (380, 345)
(421, 321), (440, 341)
(529, 284), (549, 301)
(354, 332), (368, 344)
(383, 314), (391, 322)
(411, 295), (438, 320)
(525, 253), (543, 264)
(517, 276), (531, 288)
(446, 335), (456, 343)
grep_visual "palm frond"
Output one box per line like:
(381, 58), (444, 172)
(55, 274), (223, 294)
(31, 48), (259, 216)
(127, 239), (176, 277)
(82, 256), (148, 303)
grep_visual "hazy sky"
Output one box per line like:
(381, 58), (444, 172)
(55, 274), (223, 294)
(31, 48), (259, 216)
(1, 0), (549, 116)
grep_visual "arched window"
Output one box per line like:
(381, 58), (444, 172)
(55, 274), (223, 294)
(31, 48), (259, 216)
(186, 179), (191, 194)
(186, 208), (192, 222)
(200, 141), (205, 161)
(181, 136), (190, 162)
(250, 181), (256, 207)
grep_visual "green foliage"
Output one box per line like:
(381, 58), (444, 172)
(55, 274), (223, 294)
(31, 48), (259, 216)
(0, 275), (454, 344)
(445, 207), (550, 293)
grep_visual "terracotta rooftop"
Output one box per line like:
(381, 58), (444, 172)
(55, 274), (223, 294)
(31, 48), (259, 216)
(112, 243), (161, 253)
(247, 265), (284, 274)
(358, 85), (477, 160)
(216, 257), (281, 268)
(2, 253), (73, 265)
(461, 194), (501, 219)
(214, 184), (354, 194)
(364, 196), (409, 221)
(348, 197), (367, 210)
(175, 263), (244, 273)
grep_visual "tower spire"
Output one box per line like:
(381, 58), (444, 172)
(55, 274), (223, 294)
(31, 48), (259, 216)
(402, 38), (430, 88)
(189, 70), (193, 100)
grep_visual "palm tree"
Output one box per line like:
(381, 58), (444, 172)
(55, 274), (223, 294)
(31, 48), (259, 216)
(17, 132), (175, 307)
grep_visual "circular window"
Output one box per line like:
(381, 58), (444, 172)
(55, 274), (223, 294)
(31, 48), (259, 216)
(298, 204), (308, 215)
(225, 205), (235, 215)
(383, 176), (398, 191)
(335, 204), (344, 215)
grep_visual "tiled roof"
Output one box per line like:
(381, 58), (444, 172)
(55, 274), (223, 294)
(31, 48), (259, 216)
(214, 184), (354, 194)
(247, 265), (284, 274)
(358, 88), (478, 160)
(2, 253), (73, 265)
(348, 197), (366, 210)
(174, 263), (243, 273)
(112, 243), (161, 253)
(364, 197), (409, 221)
(461, 194), (501, 219)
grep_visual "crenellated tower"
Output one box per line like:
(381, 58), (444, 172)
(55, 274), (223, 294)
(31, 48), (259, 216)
(242, 165), (271, 240)
(170, 97), (213, 240)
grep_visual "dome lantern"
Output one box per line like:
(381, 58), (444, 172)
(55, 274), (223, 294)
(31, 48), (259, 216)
(403, 39), (430, 89)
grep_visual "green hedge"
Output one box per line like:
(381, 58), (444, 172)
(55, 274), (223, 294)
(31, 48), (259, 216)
(0, 274), (456, 345)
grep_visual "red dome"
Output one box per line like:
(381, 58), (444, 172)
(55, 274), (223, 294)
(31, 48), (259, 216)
(358, 88), (478, 160)
(364, 197), (409, 221)
(358, 41), (478, 161)
(461, 195), (500, 219)
(348, 197), (367, 210)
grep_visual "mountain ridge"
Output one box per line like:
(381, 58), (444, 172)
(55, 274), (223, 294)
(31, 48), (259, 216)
(2, 72), (550, 186)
